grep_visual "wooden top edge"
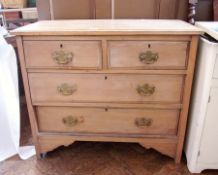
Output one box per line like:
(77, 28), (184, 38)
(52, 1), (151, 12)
(11, 19), (203, 36)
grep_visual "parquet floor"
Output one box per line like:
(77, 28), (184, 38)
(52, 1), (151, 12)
(0, 101), (218, 175)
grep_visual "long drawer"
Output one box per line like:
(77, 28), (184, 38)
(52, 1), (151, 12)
(37, 107), (179, 135)
(108, 41), (188, 69)
(29, 73), (184, 103)
(23, 40), (102, 69)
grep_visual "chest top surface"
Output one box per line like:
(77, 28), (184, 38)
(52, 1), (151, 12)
(11, 19), (203, 36)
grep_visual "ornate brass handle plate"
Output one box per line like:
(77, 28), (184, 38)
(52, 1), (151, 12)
(57, 83), (77, 96)
(137, 84), (155, 96)
(52, 50), (73, 65)
(62, 115), (84, 127)
(139, 51), (159, 64)
(135, 117), (153, 128)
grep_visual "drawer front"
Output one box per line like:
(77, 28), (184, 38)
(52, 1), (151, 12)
(29, 73), (184, 103)
(37, 107), (179, 135)
(24, 41), (102, 69)
(108, 41), (188, 69)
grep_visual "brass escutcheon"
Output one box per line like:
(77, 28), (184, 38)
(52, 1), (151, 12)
(52, 50), (73, 65)
(62, 116), (84, 127)
(57, 83), (77, 96)
(135, 117), (153, 128)
(139, 51), (159, 64)
(136, 84), (155, 96)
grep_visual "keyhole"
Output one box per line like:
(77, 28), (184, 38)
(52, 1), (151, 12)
(105, 108), (108, 112)
(105, 76), (108, 80)
(60, 44), (63, 48)
(148, 44), (151, 48)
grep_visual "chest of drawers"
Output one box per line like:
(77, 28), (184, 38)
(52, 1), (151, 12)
(12, 20), (202, 163)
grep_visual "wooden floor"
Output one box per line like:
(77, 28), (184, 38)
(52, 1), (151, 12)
(1, 101), (218, 175)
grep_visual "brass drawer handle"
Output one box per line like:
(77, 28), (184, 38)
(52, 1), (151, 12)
(62, 116), (84, 127)
(137, 84), (155, 96)
(52, 50), (73, 65)
(135, 117), (153, 128)
(57, 83), (77, 96)
(139, 51), (159, 64)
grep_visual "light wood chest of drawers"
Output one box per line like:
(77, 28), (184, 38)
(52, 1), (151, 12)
(12, 20), (202, 163)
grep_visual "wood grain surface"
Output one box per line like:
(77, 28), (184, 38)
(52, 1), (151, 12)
(24, 40), (102, 69)
(37, 106), (179, 135)
(28, 73), (184, 104)
(11, 20), (203, 36)
(108, 41), (188, 69)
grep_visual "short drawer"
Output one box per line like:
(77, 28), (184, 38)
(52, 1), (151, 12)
(108, 41), (188, 69)
(29, 73), (184, 103)
(23, 40), (102, 69)
(37, 107), (179, 135)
